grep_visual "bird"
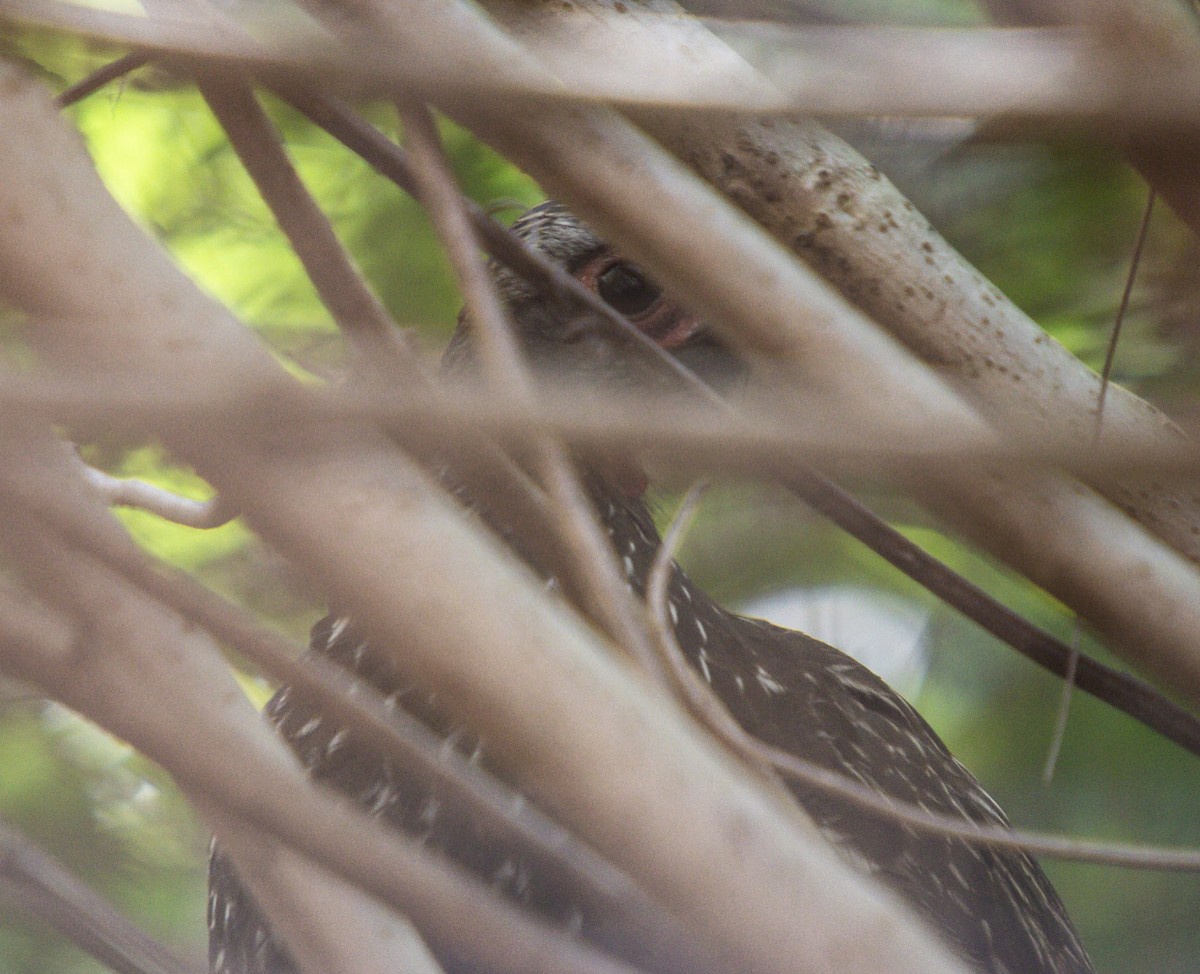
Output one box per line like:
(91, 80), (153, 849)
(208, 200), (1095, 974)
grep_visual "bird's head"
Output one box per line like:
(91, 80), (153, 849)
(443, 201), (743, 498)
(444, 200), (744, 396)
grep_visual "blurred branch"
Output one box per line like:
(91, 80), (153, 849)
(0, 54), (971, 974)
(14, 343), (1200, 484)
(13, 0), (1200, 127)
(6, 364), (1200, 758)
(196, 74), (414, 370)
(0, 818), (203, 974)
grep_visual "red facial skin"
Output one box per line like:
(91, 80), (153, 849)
(575, 253), (702, 351)
(575, 252), (701, 497)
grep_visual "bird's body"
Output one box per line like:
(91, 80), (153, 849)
(209, 202), (1093, 974)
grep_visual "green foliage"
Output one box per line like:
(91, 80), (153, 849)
(0, 703), (207, 973)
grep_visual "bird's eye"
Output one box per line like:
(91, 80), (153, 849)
(596, 263), (662, 317)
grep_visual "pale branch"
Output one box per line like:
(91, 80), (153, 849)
(15, 0), (1200, 127)
(4, 360), (1200, 759)
(12, 363), (1200, 484)
(75, 456), (234, 529)
(0, 818), (204, 974)
(646, 493), (1200, 872)
(484, 14), (1131, 120)
(398, 98), (665, 680)
(0, 56), (972, 974)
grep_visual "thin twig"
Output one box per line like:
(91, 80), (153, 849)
(646, 489), (1200, 871)
(196, 74), (412, 369)
(1042, 621), (1081, 784)
(76, 457), (234, 529)
(775, 466), (1200, 758)
(55, 52), (150, 108)
(1044, 188), (1157, 781)
(643, 481), (775, 772)
(1095, 189), (1156, 434)
(19, 2), (1200, 128)
(0, 818), (203, 974)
